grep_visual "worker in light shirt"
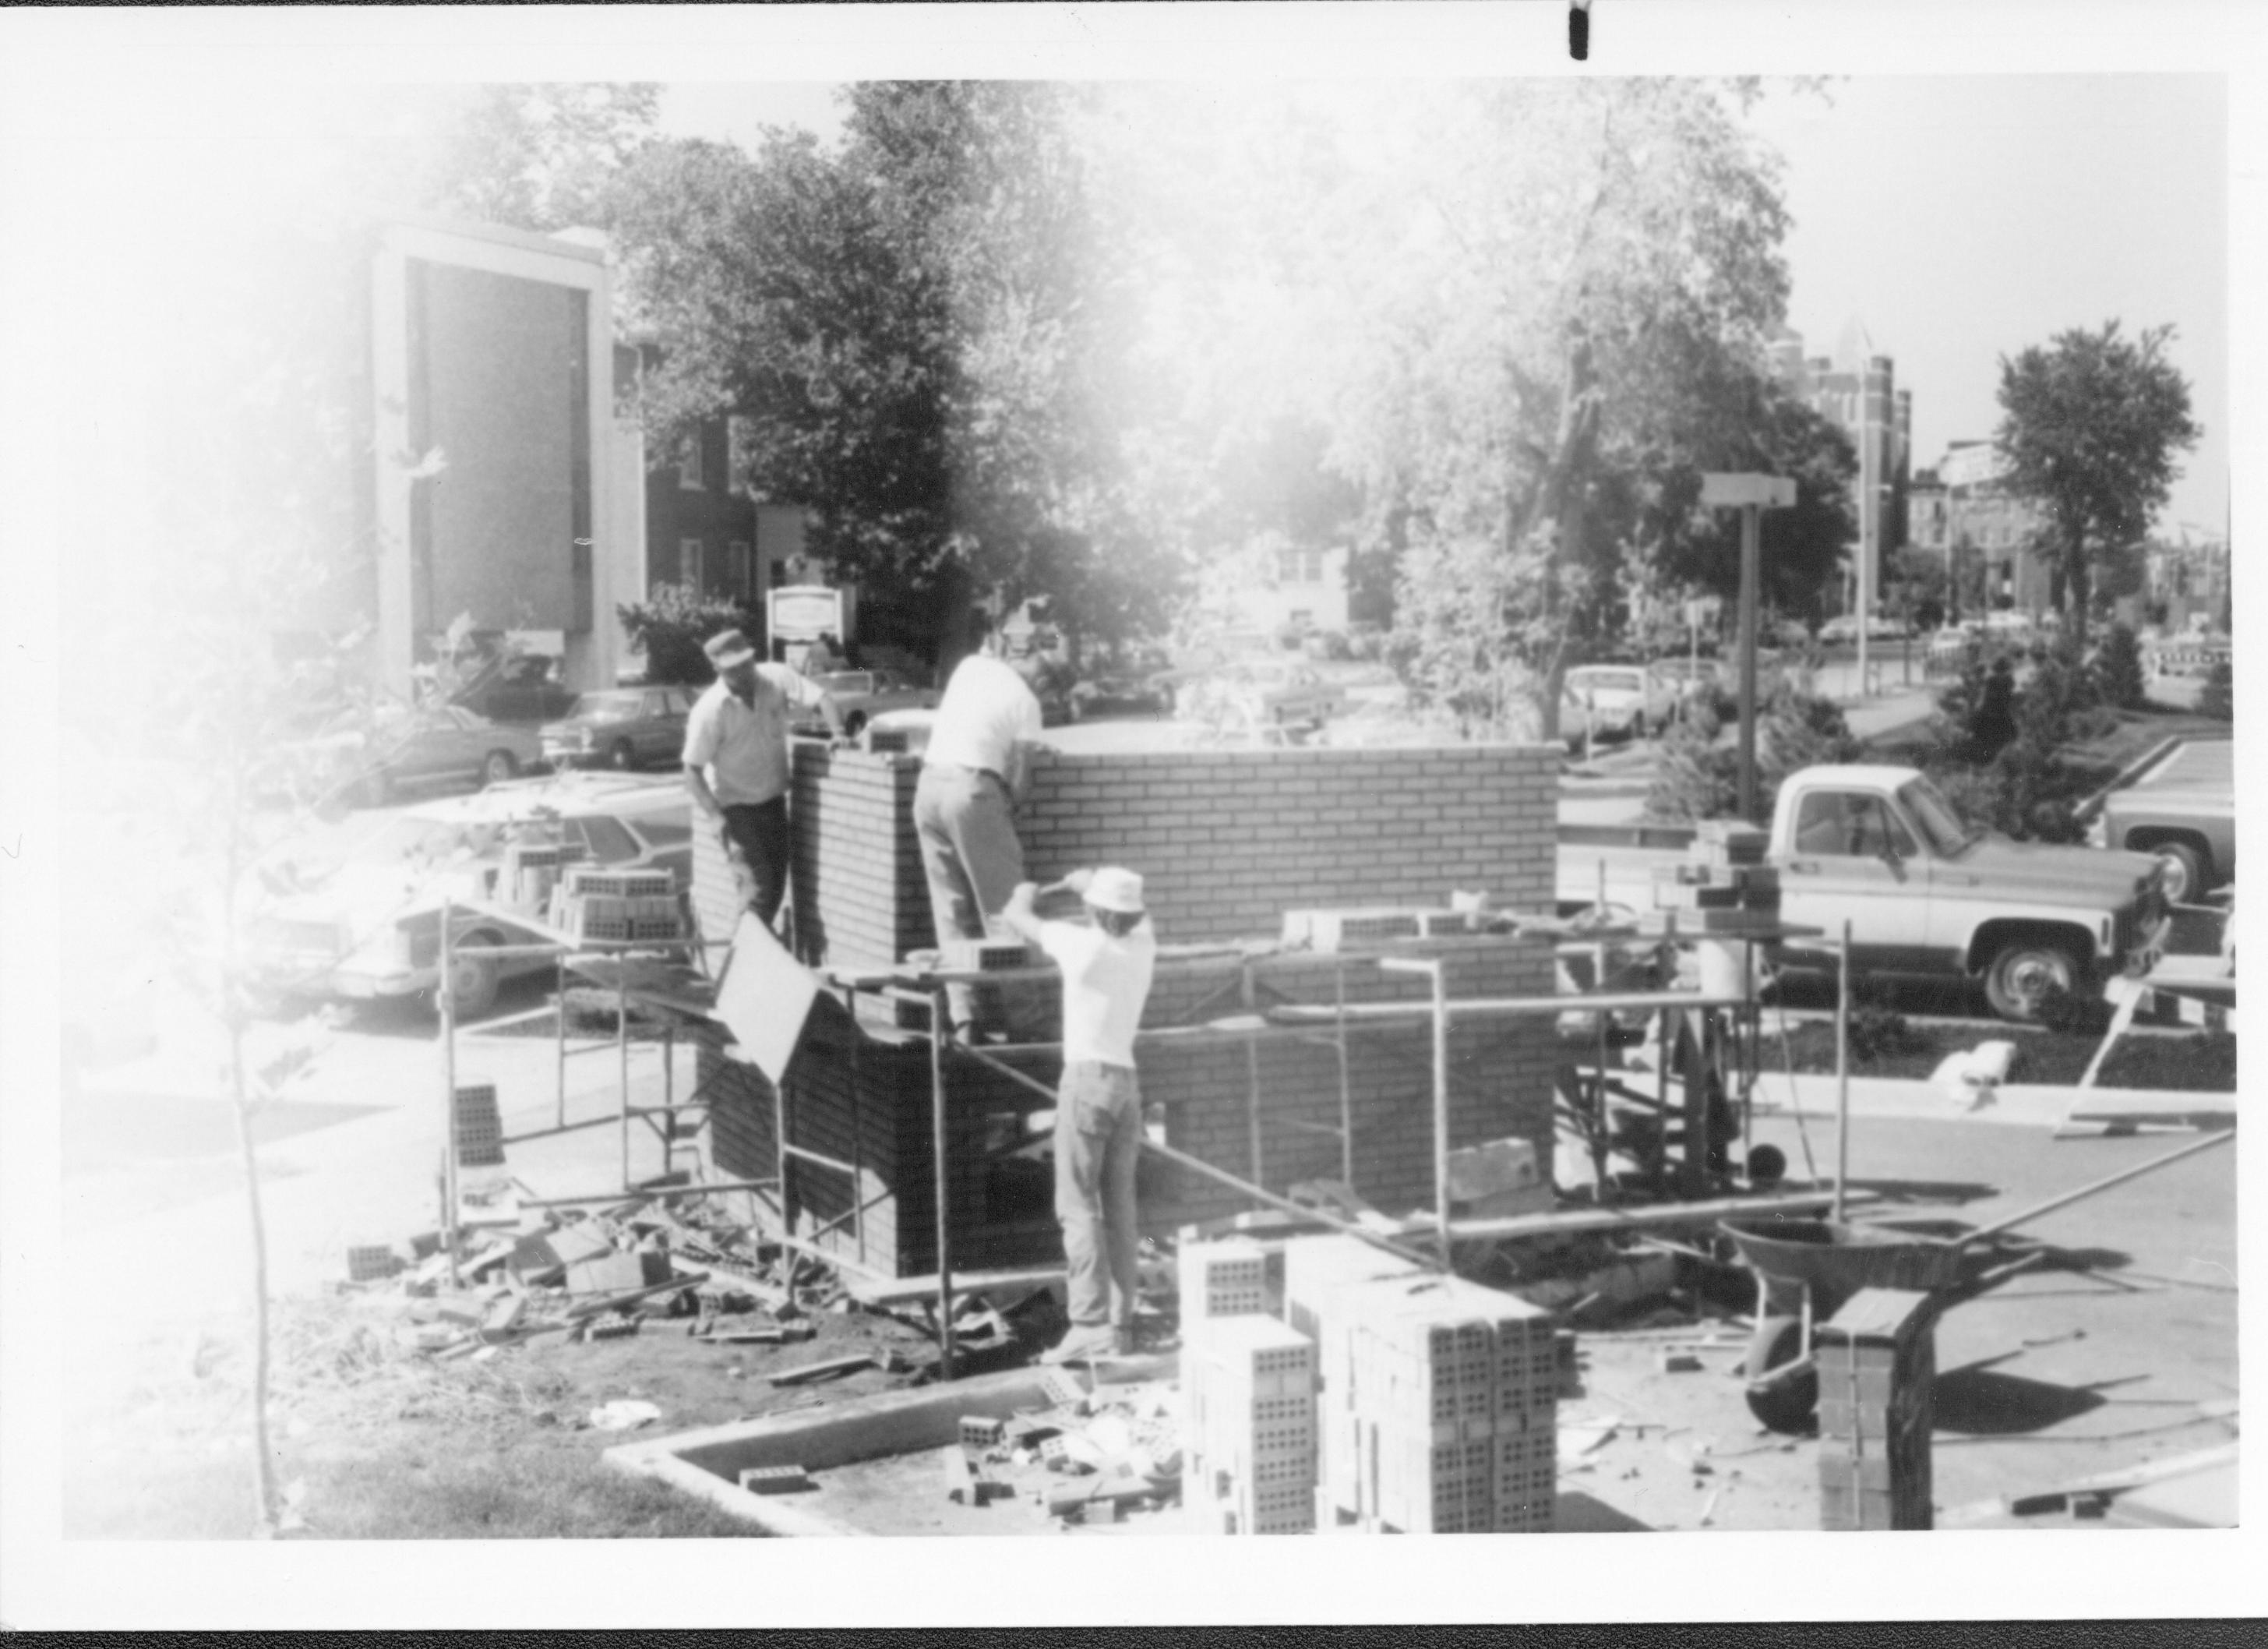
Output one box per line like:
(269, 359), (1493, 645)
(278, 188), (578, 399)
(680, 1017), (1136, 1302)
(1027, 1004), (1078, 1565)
(683, 627), (847, 932)
(1001, 866), (1158, 1363)
(914, 609), (1046, 1039)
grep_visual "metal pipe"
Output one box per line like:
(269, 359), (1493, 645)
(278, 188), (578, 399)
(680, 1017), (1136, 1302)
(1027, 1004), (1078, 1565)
(1834, 920), (1851, 1221)
(617, 973), (633, 1192)
(1956, 1129), (2234, 1250)
(1140, 1135), (1438, 1271)
(555, 952), (567, 1130)
(1738, 500), (1761, 823)
(929, 987), (957, 1381)
(1380, 957), (1454, 1267)
(439, 899), (460, 1284)
(1242, 959), (1265, 1187)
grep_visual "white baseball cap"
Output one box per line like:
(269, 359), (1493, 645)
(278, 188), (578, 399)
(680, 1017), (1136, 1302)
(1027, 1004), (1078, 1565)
(1084, 867), (1145, 916)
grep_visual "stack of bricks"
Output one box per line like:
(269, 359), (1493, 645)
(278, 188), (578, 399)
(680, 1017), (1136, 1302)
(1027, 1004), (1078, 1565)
(1817, 1287), (1937, 1531)
(453, 1084), (505, 1169)
(1177, 1238), (1272, 1511)
(1282, 1235), (1427, 1527)
(556, 865), (684, 945)
(1336, 1273), (1559, 1534)
(500, 839), (580, 913)
(1646, 820), (1781, 937)
(1188, 1315), (1320, 1535)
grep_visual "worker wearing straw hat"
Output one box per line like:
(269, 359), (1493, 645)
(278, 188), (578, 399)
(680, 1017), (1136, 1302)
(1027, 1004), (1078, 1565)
(1003, 866), (1157, 1363)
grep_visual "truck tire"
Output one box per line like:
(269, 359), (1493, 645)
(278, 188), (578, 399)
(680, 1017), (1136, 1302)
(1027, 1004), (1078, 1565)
(481, 750), (520, 787)
(844, 710), (869, 738)
(1983, 937), (2082, 1022)
(2151, 840), (2207, 904)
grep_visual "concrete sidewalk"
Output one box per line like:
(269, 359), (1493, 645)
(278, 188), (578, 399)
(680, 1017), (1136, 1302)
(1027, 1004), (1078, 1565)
(1745, 1068), (2233, 1132)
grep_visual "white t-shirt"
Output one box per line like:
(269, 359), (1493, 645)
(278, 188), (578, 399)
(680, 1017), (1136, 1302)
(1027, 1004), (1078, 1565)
(924, 653), (1042, 777)
(1037, 917), (1157, 1068)
(682, 667), (828, 806)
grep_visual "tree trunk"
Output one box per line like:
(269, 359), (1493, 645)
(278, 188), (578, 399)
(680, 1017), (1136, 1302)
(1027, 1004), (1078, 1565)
(230, 1019), (281, 1538)
(1522, 335), (1600, 743)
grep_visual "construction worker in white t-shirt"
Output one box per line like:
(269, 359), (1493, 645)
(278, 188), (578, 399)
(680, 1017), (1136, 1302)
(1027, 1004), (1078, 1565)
(1002, 865), (1157, 1363)
(915, 609), (1046, 1038)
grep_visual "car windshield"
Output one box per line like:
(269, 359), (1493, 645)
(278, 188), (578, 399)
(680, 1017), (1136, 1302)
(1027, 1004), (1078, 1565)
(571, 692), (647, 722)
(1899, 777), (1980, 857)
(1574, 670), (1643, 693)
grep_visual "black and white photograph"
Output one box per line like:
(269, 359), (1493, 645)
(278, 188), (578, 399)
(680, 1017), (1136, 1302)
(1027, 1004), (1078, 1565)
(0, 0), (2257, 1630)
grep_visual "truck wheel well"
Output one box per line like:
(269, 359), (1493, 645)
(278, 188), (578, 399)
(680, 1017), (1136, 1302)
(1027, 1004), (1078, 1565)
(1966, 919), (2093, 976)
(2121, 826), (2213, 878)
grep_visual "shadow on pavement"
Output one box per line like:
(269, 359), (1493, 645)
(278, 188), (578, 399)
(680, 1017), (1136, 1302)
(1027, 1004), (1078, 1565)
(1552, 1489), (1654, 1532)
(1929, 1364), (2107, 1435)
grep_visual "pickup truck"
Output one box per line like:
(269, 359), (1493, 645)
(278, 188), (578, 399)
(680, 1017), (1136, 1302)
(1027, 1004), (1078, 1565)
(1559, 764), (2173, 1021)
(2085, 735), (2233, 902)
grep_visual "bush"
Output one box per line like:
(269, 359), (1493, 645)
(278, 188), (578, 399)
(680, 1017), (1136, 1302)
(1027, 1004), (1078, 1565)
(2034, 984), (2115, 1040)
(615, 583), (760, 687)
(1646, 681), (1864, 823)
(1849, 1005), (1928, 1064)
(2199, 655), (2233, 721)
(1926, 635), (2115, 843)
(2092, 623), (2148, 712)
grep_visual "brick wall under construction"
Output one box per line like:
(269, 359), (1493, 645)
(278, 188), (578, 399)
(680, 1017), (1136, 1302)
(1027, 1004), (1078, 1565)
(693, 742), (1561, 963)
(693, 740), (1563, 1278)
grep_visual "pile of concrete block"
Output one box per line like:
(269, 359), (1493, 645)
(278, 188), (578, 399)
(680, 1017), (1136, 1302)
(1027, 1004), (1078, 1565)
(1178, 1232), (1561, 1535)
(1645, 821), (1781, 936)
(1818, 1287), (1936, 1531)
(552, 866), (686, 945)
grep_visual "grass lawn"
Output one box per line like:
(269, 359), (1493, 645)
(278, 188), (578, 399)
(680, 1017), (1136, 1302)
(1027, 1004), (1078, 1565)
(63, 1287), (946, 1538)
(1767, 1019), (2234, 1091)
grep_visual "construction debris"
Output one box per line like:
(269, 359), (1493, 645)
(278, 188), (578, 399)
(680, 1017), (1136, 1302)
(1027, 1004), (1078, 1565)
(342, 1178), (873, 1363)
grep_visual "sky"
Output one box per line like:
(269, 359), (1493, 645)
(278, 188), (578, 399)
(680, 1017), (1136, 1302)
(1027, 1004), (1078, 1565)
(661, 74), (2231, 538)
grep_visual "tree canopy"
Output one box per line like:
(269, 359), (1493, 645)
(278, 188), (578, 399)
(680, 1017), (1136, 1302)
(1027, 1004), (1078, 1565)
(1995, 320), (2201, 643)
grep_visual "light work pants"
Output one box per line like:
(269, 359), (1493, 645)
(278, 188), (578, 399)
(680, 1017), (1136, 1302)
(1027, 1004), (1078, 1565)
(1054, 1061), (1142, 1331)
(912, 761), (1028, 1034)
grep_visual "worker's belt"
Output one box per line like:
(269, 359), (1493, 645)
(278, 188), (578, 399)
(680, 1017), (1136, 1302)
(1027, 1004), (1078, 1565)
(929, 761), (1009, 789)
(1064, 1058), (1138, 1076)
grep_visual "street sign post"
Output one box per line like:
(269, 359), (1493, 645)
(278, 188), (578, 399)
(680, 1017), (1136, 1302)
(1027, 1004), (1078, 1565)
(1699, 473), (1798, 822)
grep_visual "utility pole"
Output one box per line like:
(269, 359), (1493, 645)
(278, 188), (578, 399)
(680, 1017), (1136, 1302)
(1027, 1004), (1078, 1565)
(1701, 473), (1798, 822)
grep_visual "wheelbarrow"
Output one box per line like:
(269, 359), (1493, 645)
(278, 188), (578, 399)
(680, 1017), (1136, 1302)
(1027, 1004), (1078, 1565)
(1720, 1128), (2235, 1432)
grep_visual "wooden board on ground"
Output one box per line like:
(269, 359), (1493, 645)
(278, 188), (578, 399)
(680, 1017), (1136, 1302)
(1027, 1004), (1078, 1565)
(848, 1266), (1067, 1308)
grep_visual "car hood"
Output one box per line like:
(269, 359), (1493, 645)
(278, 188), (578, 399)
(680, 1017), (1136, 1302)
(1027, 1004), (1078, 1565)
(1938, 837), (2159, 904)
(252, 858), (495, 934)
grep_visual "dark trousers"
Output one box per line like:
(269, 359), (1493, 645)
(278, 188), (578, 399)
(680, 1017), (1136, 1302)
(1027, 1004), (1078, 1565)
(718, 797), (792, 929)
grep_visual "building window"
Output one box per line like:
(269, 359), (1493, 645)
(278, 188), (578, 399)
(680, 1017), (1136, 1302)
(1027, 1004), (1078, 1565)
(680, 538), (704, 592)
(1304, 549), (1325, 583)
(728, 540), (752, 598)
(678, 431), (706, 492)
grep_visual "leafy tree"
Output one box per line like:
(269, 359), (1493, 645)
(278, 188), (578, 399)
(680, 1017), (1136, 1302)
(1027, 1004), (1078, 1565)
(2092, 621), (2148, 712)
(609, 85), (1180, 666)
(1646, 680), (1864, 823)
(1995, 321), (2202, 644)
(1883, 544), (1949, 635)
(1316, 80), (1794, 738)
(616, 582), (760, 687)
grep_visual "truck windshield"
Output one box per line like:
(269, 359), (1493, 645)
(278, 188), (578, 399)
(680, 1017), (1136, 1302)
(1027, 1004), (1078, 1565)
(1899, 778), (1979, 857)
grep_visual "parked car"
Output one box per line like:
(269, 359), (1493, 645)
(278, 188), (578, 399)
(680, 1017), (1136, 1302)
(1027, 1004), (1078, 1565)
(450, 653), (579, 723)
(1645, 659), (1723, 719)
(1562, 664), (1676, 747)
(244, 772), (694, 1017)
(792, 668), (940, 738)
(1071, 662), (1176, 720)
(541, 686), (696, 772)
(302, 703), (546, 808)
(2086, 735), (2234, 902)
